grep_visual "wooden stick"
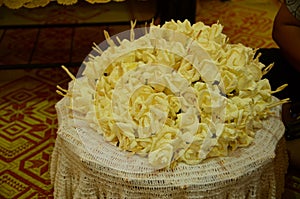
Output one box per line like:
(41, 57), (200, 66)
(267, 98), (290, 109)
(115, 36), (122, 45)
(56, 85), (68, 93)
(88, 54), (95, 60)
(104, 30), (115, 47)
(130, 20), (137, 41)
(271, 84), (288, 94)
(56, 90), (67, 97)
(262, 63), (274, 76)
(255, 52), (261, 61)
(61, 65), (76, 80)
(93, 42), (103, 54)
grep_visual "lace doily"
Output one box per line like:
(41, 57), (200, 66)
(51, 95), (287, 198)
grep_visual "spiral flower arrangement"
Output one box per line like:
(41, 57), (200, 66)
(57, 20), (288, 169)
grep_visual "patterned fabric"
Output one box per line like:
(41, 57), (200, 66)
(196, 0), (280, 48)
(0, 68), (77, 198)
(286, 0), (300, 20)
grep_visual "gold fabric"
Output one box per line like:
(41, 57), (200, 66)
(0, 0), (125, 9)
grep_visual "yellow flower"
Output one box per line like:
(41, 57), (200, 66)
(148, 143), (173, 168)
(168, 95), (181, 118)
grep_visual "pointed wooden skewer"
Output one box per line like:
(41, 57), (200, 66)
(144, 21), (148, 34)
(267, 98), (290, 109)
(254, 52), (261, 62)
(115, 36), (122, 45)
(88, 54), (95, 60)
(130, 20), (137, 41)
(56, 90), (66, 97)
(56, 85), (71, 97)
(92, 42), (103, 55)
(55, 65), (75, 97)
(271, 84), (288, 94)
(57, 85), (68, 93)
(61, 65), (76, 80)
(104, 30), (115, 47)
(262, 63), (274, 76)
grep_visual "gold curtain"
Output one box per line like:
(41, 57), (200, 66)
(0, 0), (125, 9)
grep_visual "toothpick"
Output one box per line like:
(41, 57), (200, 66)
(225, 37), (230, 44)
(255, 52), (261, 61)
(150, 18), (155, 26)
(144, 22), (148, 34)
(115, 36), (122, 45)
(56, 85), (71, 97)
(267, 98), (290, 109)
(61, 65), (76, 80)
(56, 85), (68, 93)
(56, 90), (67, 97)
(88, 54), (95, 60)
(130, 20), (137, 41)
(104, 30), (115, 47)
(262, 63), (274, 76)
(92, 43), (103, 55)
(271, 84), (288, 94)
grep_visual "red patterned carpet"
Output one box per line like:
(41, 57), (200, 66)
(196, 0), (280, 48)
(1, 0), (300, 198)
(0, 68), (78, 198)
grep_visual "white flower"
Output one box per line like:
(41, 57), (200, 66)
(65, 19), (284, 169)
(148, 143), (173, 168)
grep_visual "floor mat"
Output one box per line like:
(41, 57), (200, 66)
(0, 67), (78, 198)
(196, 0), (280, 48)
